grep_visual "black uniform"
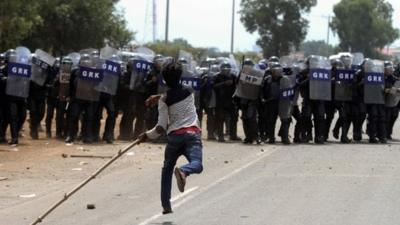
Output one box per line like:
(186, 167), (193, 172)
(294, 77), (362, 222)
(200, 74), (217, 140)
(45, 66), (60, 138)
(384, 74), (399, 139)
(0, 63), (7, 143)
(93, 92), (117, 143)
(213, 72), (238, 141)
(116, 70), (133, 140)
(262, 75), (291, 143)
(65, 69), (97, 144)
(298, 69), (326, 144)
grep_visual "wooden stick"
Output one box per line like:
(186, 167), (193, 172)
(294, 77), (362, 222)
(30, 140), (140, 225)
(62, 154), (113, 159)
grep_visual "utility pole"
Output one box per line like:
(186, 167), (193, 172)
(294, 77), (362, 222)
(230, 0), (235, 54)
(165, 0), (170, 44)
(327, 15), (331, 45)
(153, 0), (157, 42)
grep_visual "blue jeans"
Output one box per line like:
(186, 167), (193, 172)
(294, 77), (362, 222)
(161, 132), (203, 209)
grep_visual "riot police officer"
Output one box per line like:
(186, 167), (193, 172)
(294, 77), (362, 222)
(45, 58), (60, 138)
(201, 64), (218, 140)
(262, 63), (292, 144)
(234, 58), (263, 144)
(145, 54), (164, 130)
(298, 56), (330, 144)
(358, 59), (386, 143)
(213, 62), (240, 142)
(384, 61), (399, 140)
(0, 52), (7, 143)
(65, 53), (101, 144)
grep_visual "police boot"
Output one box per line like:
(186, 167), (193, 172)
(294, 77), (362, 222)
(30, 124), (39, 140)
(314, 119), (325, 144)
(340, 121), (351, 144)
(332, 117), (342, 140)
(293, 120), (302, 143)
(280, 120), (291, 145)
(266, 122), (276, 144)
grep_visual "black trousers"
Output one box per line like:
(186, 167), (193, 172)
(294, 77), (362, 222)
(145, 105), (158, 130)
(8, 98), (27, 142)
(215, 106), (239, 140)
(292, 105), (302, 141)
(258, 103), (267, 141)
(119, 92), (146, 140)
(204, 107), (216, 139)
(350, 101), (366, 141)
(67, 99), (96, 142)
(45, 97), (58, 136)
(28, 97), (46, 137)
(385, 106), (399, 138)
(56, 101), (69, 138)
(366, 104), (386, 141)
(117, 90), (134, 140)
(0, 95), (7, 141)
(239, 99), (258, 142)
(93, 93), (116, 141)
(301, 100), (325, 142)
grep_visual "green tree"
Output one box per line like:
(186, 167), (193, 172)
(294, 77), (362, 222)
(0, 0), (42, 50)
(330, 0), (399, 57)
(239, 0), (317, 57)
(300, 40), (336, 57)
(21, 0), (134, 54)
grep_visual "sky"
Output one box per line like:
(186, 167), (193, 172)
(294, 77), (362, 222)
(117, 0), (400, 52)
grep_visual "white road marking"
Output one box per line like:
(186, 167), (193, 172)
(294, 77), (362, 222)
(138, 148), (277, 225)
(170, 186), (199, 202)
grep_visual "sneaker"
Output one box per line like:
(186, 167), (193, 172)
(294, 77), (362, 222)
(174, 168), (186, 193)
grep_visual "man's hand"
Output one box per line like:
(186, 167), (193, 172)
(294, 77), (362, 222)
(137, 133), (148, 144)
(146, 95), (162, 107)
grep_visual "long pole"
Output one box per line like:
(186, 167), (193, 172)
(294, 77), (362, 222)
(30, 140), (140, 225)
(165, 0), (170, 44)
(326, 15), (331, 45)
(230, 0), (235, 54)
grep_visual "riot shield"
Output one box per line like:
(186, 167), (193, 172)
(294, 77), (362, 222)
(234, 65), (263, 100)
(31, 49), (56, 86)
(279, 75), (294, 119)
(75, 56), (102, 101)
(79, 48), (98, 55)
(279, 55), (296, 76)
(133, 47), (155, 61)
(6, 46), (31, 98)
(68, 52), (81, 69)
(100, 46), (119, 59)
(334, 67), (354, 101)
(129, 55), (153, 93)
(385, 80), (400, 107)
(59, 58), (73, 101)
(364, 60), (385, 104)
(228, 54), (240, 77)
(309, 55), (332, 101)
(95, 50), (121, 96)
(351, 52), (364, 70)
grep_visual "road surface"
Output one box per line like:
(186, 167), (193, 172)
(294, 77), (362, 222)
(2, 129), (400, 225)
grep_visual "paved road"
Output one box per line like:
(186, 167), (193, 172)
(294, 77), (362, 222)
(3, 139), (400, 225)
